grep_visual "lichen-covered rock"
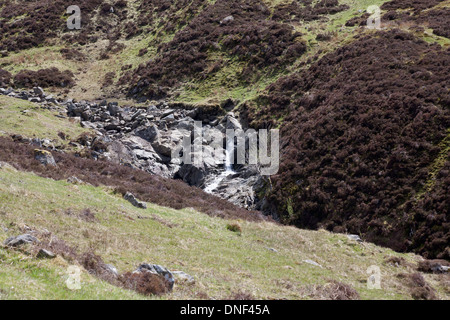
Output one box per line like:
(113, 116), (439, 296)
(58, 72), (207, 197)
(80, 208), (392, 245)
(34, 149), (56, 166)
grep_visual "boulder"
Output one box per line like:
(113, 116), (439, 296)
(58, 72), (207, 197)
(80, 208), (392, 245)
(4, 234), (38, 247)
(123, 192), (147, 209)
(176, 164), (206, 187)
(33, 87), (45, 97)
(104, 264), (119, 277)
(135, 264), (174, 290)
(107, 102), (121, 116)
(135, 124), (160, 143)
(34, 149), (56, 166)
(220, 15), (234, 24)
(226, 113), (242, 131)
(347, 234), (362, 242)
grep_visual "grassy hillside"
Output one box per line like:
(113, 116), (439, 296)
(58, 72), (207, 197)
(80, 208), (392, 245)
(0, 0), (448, 300)
(1, 164), (448, 300)
(0, 95), (89, 144)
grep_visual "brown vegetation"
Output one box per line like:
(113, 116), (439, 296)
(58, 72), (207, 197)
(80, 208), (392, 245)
(307, 280), (360, 300)
(125, 0), (307, 99)
(242, 30), (449, 259)
(119, 271), (171, 296)
(397, 273), (437, 300)
(13, 68), (75, 88)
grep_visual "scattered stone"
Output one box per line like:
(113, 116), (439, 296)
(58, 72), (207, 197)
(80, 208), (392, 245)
(220, 15), (234, 24)
(418, 259), (450, 274)
(34, 149), (57, 166)
(347, 234), (362, 242)
(36, 249), (56, 259)
(303, 259), (323, 268)
(28, 97), (41, 103)
(33, 87), (45, 97)
(161, 109), (175, 118)
(67, 176), (84, 184)
(124, 192), (147, 209)
(104, 264), (119, 277)
(4, 234), (38, 247)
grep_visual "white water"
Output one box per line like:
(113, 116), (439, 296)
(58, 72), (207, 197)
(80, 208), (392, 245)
(204, 140), (235, 194)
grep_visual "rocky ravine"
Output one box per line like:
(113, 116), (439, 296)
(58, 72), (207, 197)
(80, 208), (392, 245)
(0, 86), (268, 213)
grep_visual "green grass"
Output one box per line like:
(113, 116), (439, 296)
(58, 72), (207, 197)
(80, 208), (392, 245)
(0, 165), (447, 300)
(0, 95), (90, 144)
(0, 248), (145, 300)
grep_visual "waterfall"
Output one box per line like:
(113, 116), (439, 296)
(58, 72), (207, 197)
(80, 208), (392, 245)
(225, 135), (235, 173)
(204, 138), (235, 193)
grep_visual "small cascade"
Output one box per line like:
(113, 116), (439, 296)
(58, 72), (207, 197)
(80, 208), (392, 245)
(204, 139), (235, 194)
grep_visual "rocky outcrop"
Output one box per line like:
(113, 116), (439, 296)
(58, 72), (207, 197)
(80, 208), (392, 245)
(0, 86), (266, 211)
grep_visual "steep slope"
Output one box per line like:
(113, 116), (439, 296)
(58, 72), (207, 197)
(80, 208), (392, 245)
(1, 164), (449, 300)
(242, 26), (449, 258)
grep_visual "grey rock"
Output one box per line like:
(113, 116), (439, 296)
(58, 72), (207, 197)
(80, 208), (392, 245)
(136, 124), (160, 142)
(34, 150), (56, 166)
(45, 95), (57, 104)
(37, 249), (56, 259)
(124, 192), (147, 209)
(176, 164), (206, 187)
(67, 176), (84, 184)
(28, 97), (41, 103)
(133, 149), (157, 160)
(303, 259), (323, 268)
(4, 234), (38, 247)
(162, 113), (175, 121)
(33, 87), (45, 97)
(220, 15), (234, 24)
(186, 108), (198, 119)
(226, 113), (242, 131)
(176, 118), (195, 131)
(347, 234), (362, 242)
(135, 263), (174, 290)
(104, 264), (119, 277)
(161, 109), (175, 118)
